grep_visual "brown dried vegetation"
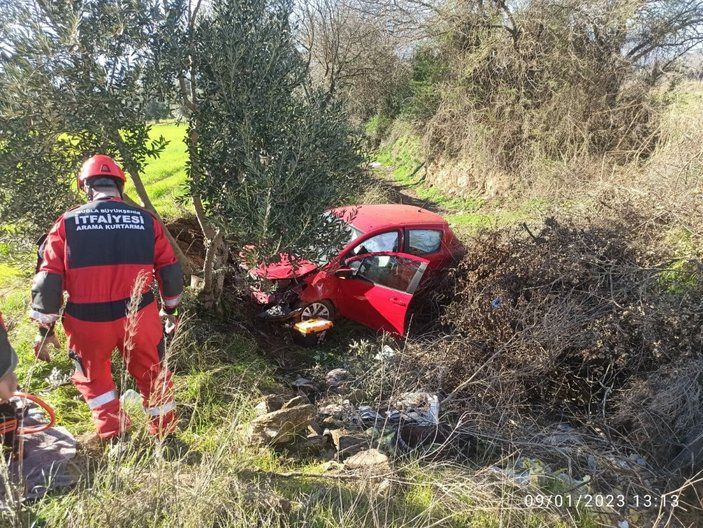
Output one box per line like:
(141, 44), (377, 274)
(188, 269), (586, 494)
(394, 207), (703, 497)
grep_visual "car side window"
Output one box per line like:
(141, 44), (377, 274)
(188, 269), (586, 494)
(352, 231), (399, 256)
(406, 229), (442, 256)
(357, 255), (424, 293)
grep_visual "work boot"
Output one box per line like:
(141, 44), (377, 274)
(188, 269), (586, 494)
(155, 434), (189, 461)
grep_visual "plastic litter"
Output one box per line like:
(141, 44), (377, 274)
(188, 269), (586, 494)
(375, 345), (397, 361)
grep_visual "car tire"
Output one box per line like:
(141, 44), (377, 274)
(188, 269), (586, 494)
(295, 299), (335, 322)
(292, 300), (335, 347)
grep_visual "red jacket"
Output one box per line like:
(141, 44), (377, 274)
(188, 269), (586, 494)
(31, 197), (183, 323)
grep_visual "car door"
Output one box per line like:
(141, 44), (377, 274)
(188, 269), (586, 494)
(335, 252), (429, 334)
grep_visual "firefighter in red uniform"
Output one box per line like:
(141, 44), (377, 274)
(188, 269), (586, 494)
(0, 313), (19, 403)
(30, 155), (183, 442)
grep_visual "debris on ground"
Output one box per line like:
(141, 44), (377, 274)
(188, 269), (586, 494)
(291, 377), (315, 390)
(388, 392), (440, 426)
(282, 395), (310, 409)
(44, 367), (72, 390)
(254, 394), (287, 416)
(325, 368), (349, 389)
(325, 428), (369, 459)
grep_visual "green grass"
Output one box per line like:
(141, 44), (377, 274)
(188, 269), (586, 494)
(654, 226), (701, 294)
(376, 129), (423, 185)
(0, 263), (23, 288)
(139, 121), (191, 220)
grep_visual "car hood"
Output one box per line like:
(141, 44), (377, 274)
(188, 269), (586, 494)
(252, 253), (319, 280)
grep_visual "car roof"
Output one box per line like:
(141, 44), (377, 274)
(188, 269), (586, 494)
(329, 204), (448, 233)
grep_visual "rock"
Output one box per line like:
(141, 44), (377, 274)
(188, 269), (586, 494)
(318, 402), (349, 419)
(321, 416), (344, 428)
(325, 368), (349, 388)
(248, 404), (317, 445)
(327, 428), (370, 458)
(308, 422), (324, 436)
(282, 395), (310, 409)
(254, 395), (286, 416)
(344, 449), (390, 471)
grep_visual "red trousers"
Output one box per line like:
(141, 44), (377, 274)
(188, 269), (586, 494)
(63, 302), (175, 438)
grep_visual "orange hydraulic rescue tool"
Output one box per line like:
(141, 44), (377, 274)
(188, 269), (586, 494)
(0, 393), (56, 460)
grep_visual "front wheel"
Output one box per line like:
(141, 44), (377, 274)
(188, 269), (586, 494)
(292, 300), (335, 347)
(296, 299), (335, 322)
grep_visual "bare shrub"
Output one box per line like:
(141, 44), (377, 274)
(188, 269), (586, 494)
(389, 215), (703, 472)
(414, 0), (703, 193)
(613, 359), (703, 466)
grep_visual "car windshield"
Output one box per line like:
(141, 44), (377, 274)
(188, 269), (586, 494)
(314, 215), (363, 266)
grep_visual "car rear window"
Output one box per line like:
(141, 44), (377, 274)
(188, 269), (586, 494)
(407, 229), (442, 255)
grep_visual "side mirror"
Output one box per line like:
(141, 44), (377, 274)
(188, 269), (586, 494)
(335, 268), (355, 280)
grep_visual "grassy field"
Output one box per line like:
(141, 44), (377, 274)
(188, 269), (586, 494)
(140, 121), (191, 219)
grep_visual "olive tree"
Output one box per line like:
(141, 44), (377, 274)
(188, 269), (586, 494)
(0, 0), (190, 268)
(157, 0), (364, 306)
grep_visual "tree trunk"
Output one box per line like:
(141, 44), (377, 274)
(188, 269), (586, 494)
(185, 127), (217, 241)
(199, 229), (225, 309)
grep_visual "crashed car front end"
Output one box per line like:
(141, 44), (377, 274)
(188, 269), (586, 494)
(250, 276), (309, 321)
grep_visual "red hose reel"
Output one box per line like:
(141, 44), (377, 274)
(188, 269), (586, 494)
(0, 392), (56, 437)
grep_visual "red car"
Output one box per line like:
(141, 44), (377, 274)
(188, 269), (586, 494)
(249, 204), (464, 335)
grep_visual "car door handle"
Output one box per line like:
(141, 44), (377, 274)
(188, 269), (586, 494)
(389, 297), (407, 306)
